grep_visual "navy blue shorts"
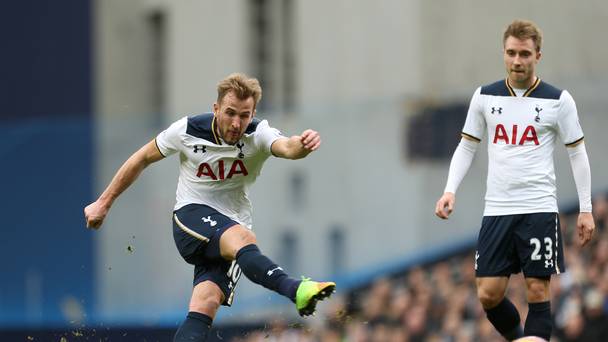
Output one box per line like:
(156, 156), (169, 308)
(475, 212), (565, 278)
(172, 203), (243, 306)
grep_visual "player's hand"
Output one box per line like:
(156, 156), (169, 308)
(435, 192), (455, 219)
(577, 212), (595, 247)
(300, 129), (321, 151)
(84, 200), (110, 230)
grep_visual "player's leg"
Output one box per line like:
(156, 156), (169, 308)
(476, 215), (525, 340)
(174, 281), (223, 342)
(517, 213), (564, 340)
(219, 224), (336, 316)
(172, 204), (241, 341)
(476, 276), (509, 309)
(524, 277), (551, 340)
(219, 224), (301, 299)
(476, 276), (523, 340)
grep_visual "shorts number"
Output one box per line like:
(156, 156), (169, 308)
(227, 261), (242, 289)
(530, 237), (553, 261)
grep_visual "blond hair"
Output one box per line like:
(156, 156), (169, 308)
(503, 20), (543, 52)
(216, 73), (262, 107)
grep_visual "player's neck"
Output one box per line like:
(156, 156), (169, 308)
(507, 75), (537, 90)
(213, 116), (227, 144)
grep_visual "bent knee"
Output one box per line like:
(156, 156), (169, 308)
(227, 225), (257, 244)
(189, 281), (225, 316)
(220, 226), (257, 260)
(477, 287), (505, 309)
(190, 294), (223, 314)
(239, 228), (257, 245)
(526, 279), (550, 302)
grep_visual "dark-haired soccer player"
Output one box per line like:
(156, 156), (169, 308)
(85, 73), (335, 341)
(435, 20), (594, 341)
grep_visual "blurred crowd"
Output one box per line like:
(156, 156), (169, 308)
(230, 193), (608, 342)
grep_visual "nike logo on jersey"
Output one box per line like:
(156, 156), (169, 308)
(493, 124), (539, 145)
(201, 216), (217, 227)
(196, 160), (249, 180)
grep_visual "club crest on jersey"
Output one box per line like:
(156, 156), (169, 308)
(534, 105), (542, 122)
(493, 124), (539, 145)
(236, 142), (245, 159)
(491, 107), (503, 115)
(196, 160), (249, 180)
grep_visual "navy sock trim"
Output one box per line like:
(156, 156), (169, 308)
(174, 311), (213, 342)
(187, 311), (213, 326)
(485, 298), (523, 340)
(236, 244), (259, 259)
(524, 301), (551, 340)
(236, 243), (299, 301)
(528, 301), (550, 312)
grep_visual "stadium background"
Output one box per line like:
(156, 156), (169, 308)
(2, 0), (608, 340)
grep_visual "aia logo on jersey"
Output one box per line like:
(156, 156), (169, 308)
(493, 124), (539, 145)
(196, 160), (249, 180)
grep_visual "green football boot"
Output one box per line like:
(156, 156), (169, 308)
(295, 277), (336, 317)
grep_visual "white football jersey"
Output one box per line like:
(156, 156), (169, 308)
(462, 78), (584, 216)
(155, 113), (283, 228)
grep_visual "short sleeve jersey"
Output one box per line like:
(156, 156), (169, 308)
(462, 78), (584, 216)
(155, 113), (283, 229)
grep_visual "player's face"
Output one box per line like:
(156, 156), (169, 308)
(503, 36), (541, 88)
(213, 91), (256, 145)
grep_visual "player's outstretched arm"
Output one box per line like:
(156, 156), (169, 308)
(84, 139), (164, 229)
(271, 129), (321, 160)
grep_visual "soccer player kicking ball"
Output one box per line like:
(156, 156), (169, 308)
(435, 20), (594, 341)
(84, 73), (335, 341)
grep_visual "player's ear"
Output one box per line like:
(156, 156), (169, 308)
(536, 50), (542, 62)
(213, 102), (219, 116)
(252, 109), (256, 118)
